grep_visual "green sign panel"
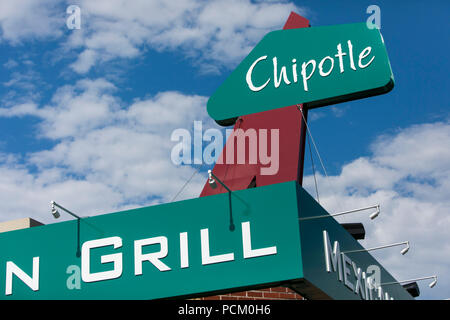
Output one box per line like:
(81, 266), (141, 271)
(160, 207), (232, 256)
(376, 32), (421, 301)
(0, 182), (303, 299)
(207, 23), (394, 124)
(295, 187), (412, 300)
(0, 181), (411, 300)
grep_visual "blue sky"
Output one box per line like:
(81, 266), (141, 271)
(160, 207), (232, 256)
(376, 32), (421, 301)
(0, 0), (448, 299)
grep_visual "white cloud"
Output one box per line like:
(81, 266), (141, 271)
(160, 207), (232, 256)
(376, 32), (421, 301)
(303, 120), (450, 299)
(3, 59), (18, 69)
(0, 0), (63, 43)
(69, 49), (98, 74)
(0, 102), (39, 117)
(1, 78), (118, 138)
(66, 0), (304, 73)
(1, 60), (47, 104)
(3, 71), (33, 88)
(0, 1), (305, 74)
(0, 79), (214, 225)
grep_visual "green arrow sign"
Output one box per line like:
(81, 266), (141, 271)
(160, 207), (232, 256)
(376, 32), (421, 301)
(207, 23), (394, 124)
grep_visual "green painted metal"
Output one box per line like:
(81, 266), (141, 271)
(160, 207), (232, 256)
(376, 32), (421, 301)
(207, 22), (394, 123)
(296, 187), (413, 300)
(0, 181), (412, 299)
(0, 182), (303, 300)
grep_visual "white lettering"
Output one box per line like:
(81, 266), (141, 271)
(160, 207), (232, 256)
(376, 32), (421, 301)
(352, 262), (365, 299)
(292, 59), (298, 83)
(242, 221), (277, 258)
(301, 59), (316, 91)
(323, 230), (343, 281)
(5, 257), (39, 295)
(246, 56), (270, 92)
(273, 57), (291, 88)
(134, 236), (171, 274)
(81, 237), (123, 283)
(347, 40), (357, 71)
(342, 253), (354, 291)
(318, 56), (334, 77)
(335, 43), (347, 73)
(201, 228), (234, 265)
(359, 47), (375, 69)
(323, 230), (396, 300)
(180, 232), (189, 269)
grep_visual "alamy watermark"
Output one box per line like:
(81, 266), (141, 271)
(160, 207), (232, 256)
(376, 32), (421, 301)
(366, 5), (381, 29)
(66, 265), (81, 290)
(170, 121), (280, 175)
(66, 5), (81, 30)
(366, 264), (381, 289)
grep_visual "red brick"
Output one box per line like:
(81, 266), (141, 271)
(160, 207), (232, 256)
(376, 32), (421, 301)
(197, 287), (303, 300)
(270, 287), (288, 293)
(279, 292), (297, 299)
(247, 291), (263, 298)
(202, 296), (220, 300)
(221, 296), (239, 300)
(230, 291), (247, 297)
(263, 292), (280, 299)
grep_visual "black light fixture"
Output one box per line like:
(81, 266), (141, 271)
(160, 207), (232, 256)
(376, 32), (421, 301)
(341, 223), (365, 240)
(50, 201), (82, 257)
(207, 170), (235, 231)
(208, 170), (232, 192)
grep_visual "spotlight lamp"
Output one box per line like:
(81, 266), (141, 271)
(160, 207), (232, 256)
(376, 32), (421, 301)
(369, 204), (380, 220)
(50, 201), (81, 220)
(429, 277), (438, 288)
(208, 170), (217, 189)
(207, 170), (231, 192)
(206, 170), (235, 231)
(50, 201), (60, 219)
(400, 241), (410, 255)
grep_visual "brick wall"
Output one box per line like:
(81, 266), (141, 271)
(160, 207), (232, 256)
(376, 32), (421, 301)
(196, 287), (304, 300)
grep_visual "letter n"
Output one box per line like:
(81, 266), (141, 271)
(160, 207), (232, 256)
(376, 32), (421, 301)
(5, 257), (40, 295)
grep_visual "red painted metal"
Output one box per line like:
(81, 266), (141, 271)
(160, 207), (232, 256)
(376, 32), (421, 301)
(199, 12), (310, 197)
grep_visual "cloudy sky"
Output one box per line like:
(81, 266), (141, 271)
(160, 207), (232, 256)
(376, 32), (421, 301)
(0, 0), (448, 299)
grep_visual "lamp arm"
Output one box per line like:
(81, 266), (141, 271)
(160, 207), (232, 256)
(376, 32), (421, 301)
(299, 204), (380, 221)
(343, 241), (409, 254)
(51, 201), (82, 219)
(209, 172), (232, 193)
(381, 275), (437, 286)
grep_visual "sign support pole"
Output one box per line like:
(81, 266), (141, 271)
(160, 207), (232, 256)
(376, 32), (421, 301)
(280, 12), (311, 187)
(297, 104), (308, 185)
